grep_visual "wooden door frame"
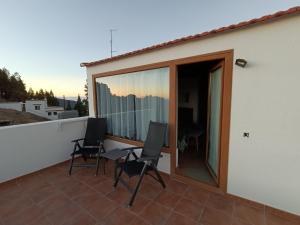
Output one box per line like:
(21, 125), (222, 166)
(170, 50), (233, 193)
(91, 49), (233, 193)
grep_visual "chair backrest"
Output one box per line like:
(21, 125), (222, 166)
(141, 121), (167, 164)
(83, 118), (107, 146)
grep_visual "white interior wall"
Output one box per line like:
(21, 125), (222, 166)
(86, 15), (300, 215)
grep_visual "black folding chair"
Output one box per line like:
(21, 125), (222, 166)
(69, 118), (107, 176)
(114, 121), (168, 207)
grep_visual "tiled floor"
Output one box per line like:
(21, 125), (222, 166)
(176, 147), (216, 186)
(0, 159), (299, 225)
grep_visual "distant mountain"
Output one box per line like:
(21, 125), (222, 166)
(57, 98), (76, 109)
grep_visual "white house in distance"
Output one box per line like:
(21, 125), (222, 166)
(0, 99), (78, 120)
(25, 100), (64, 120)
(81, 7), (300, 218)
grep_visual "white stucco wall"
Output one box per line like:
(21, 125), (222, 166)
(0, 117), (88, 183)
(25, 100), (49, 118)
(0, 102), (22, 111)
(0, 116), (168, 184)
(85, 15), (300, 215)
(45, 111), (59, 120)
(25, 100), (68, 120)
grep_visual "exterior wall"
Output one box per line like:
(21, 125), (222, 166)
(58, 110), (79, 119)
(46, 107), (64, 120)
(0, 100), (77, 120)
(86, 15), (300, 215)
(0, 116), (168, 184)
(0, 117), (88, 183)
(25, 100), (48, 118)
(0, 102), (22, 111)
(26, 100), (68, 120)
(45, 111), (59, 120)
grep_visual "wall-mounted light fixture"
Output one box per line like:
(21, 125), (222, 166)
(235, 58), (247, 68)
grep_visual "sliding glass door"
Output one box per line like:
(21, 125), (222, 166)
(206, 63), (223, 182)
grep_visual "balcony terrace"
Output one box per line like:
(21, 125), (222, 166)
(2, 159), (300, 225)
(0, 118), (299, 225)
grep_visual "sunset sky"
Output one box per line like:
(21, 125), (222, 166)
(0, 0), (299, 98)
(96, 67), (170, 98)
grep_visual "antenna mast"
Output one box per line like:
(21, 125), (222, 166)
(109, 29), (117, 57)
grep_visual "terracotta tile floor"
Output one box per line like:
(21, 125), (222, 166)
(0, 159), (299, 225)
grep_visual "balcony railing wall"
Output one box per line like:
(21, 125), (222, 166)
(0, 116), (170, 183)
(0, 117), (88, 183)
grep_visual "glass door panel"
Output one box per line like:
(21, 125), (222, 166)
(206, 63), (223, 182)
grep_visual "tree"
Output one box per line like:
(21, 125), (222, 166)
(63, 95), (66, 110)
(26, 88), (59, 106)
(84, 79), (88, 101)
(0, 67), (60, 104)
(0, 68), (27, 101)
(0, 68), (10, 100)
(74, 95), (85, 116)
(46, 90), (59, 106)
(82, 79), (89, 115)
(36, 89), (45, 100)
(27, 88), (35, 99)
(35, 91), (39, 99)
(66, 100), (72, 110)
(44, 90), (50, 100)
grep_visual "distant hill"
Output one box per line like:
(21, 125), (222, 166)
(0, 109), (48, 126)
(57, 98), (76, 109)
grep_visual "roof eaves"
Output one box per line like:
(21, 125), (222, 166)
(81, 6), (300, 68)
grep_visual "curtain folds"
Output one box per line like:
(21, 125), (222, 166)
(96, 67), (169, 144)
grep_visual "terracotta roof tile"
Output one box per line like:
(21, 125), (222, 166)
(81, 6), (300, 67)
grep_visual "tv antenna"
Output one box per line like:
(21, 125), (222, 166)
(109, 29), (117, 57)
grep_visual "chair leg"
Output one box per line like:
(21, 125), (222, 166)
(103, 158), (106, 174)
(114, 164), (123, 187)
(101, 145), (106, 175)
(128, 164), (147, 207)
(69, 154), (75, 176)
(153, 166), (166, 188)
(95, 153), (101, 176)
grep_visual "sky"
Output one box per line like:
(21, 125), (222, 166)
(96, 67), (169, 98)
(0, 0), (299, 98)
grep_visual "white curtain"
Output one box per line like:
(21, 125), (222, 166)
(96, 67), (169, 144)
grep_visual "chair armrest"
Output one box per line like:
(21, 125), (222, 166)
(83, 146), (101, 148)
(121, 146), (143, 152)
(137, 156), (159, 163)
(71, 138), (84, 143)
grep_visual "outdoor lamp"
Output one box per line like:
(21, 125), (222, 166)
(235, 58), (247, 67)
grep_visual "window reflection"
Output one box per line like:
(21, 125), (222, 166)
(95, 67), (169, 144)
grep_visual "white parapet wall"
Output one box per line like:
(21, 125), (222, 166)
(0, 102), (22, 111)
(0, 117), (88, 183)
(0, 116), (170, 183)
